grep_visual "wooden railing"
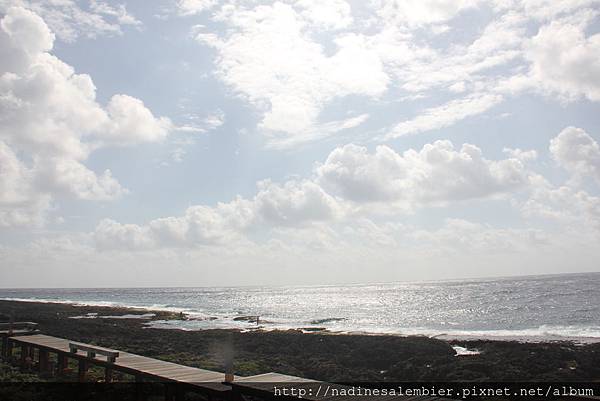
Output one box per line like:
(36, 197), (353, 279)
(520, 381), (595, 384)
(69, 342), (119, 363)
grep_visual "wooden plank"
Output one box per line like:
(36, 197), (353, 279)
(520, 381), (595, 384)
(169, 371), (224, 381)
(119, 359), (171, 368)
(9, 334), (229, 389)
(169, 370), (223, 378)
(125, 363), (192, 373)
(145, 368), (211, 377)
(140, 366), (195, 376)
(175, 374), (226, 384)
(236, 372), (316, 383)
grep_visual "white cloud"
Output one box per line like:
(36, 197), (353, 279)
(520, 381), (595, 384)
(384, 93), (503, 139)
(100, 94), (172, 145)
(94, 177), (344, 250)
(95, 219), (155, 251)
(525, 17), (600, 101)
(34, 158), (126, 201)
(0, 140), (49, 227)
(268, 113), (370, 149)
(176, 0), (217, 16)
(254, 179), (343, 225)
(0, 7), (172, 226)
(141, 201), (254, 249)
(89, 0), (142, 27)
(517, 0), (600, 21)
(203, 109), (226, 130)
(317, 140), (530, 205)
(196, 2), (388, 146)
(294, 0), (352, 30)
(95, 138), (533, 250)
(0, 0), (142, 42)
(184, 0), (600, 145)
(550, 126), (600, 182)
(521, 175), (600, 233)
(503, 147), (538, 162)
(410, 218), (546, 255)
(372, 0), (481, 26)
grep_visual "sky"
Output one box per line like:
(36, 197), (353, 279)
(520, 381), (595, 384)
(0, 0), (599, 288)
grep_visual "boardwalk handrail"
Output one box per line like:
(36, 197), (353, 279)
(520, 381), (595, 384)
(10, 334), (233, 394)
(69, 342), (119, 362)
(0, 322), (38, 331)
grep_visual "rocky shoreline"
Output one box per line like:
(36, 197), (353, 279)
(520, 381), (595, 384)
(1, 300), (599, 382)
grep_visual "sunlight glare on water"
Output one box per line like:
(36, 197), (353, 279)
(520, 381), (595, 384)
(1, 273), (600, 340)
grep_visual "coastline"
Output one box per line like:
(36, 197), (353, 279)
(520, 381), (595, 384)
(2, 299), (600, 381)
(2, 296), (599, 344)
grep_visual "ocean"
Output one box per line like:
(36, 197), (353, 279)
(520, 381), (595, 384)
(1, 272), (599, 342)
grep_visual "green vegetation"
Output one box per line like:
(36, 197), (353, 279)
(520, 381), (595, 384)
(0, 361), (43, 382)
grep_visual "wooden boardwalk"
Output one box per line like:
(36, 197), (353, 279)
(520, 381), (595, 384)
(8, 334), (233, 397)
(4, 333), (453, 401)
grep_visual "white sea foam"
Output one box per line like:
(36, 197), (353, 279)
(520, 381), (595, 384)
(71, 313), (156, 320)
(452, 346), (480, 355)
(144, 319), (600, 343)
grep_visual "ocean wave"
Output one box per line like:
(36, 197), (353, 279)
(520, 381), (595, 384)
(145, 319), (600, 342)
(0, 297), (197, 316)
(427, 325), (600, 341)
(309, 317), (347, 325)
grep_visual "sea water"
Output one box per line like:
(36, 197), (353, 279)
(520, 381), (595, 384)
(1, 272), (599, 341)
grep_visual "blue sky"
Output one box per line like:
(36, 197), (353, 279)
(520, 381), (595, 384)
(1, 0), (599, 287)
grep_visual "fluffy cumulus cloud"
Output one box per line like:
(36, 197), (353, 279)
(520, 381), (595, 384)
(94, 178), (344, 250)
(253, 179), (343, 225)
(550, 127), (600, 182)
(0, 141), (49, 227)
(526, 18), (600, 101)
(521, 176), (600, 234)
(94, 138), (533, 250)
(316, 141), (529, 205)
(520, 127), (600, 236)
(0, 6), (171, 227)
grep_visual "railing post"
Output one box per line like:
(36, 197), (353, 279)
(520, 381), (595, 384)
(1, 336), (7, 360)
(78, 359), (88, 382)
(135, 375), (146, 401)
(164, 383), (173, 401)
(39, 349), (49, 373)
(105, 367), (113, 383)
(175, 384), (184, 401)
(57, 353), (68, 376)
(19, 344), (29, 370)
(5, 339), (13, 361)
